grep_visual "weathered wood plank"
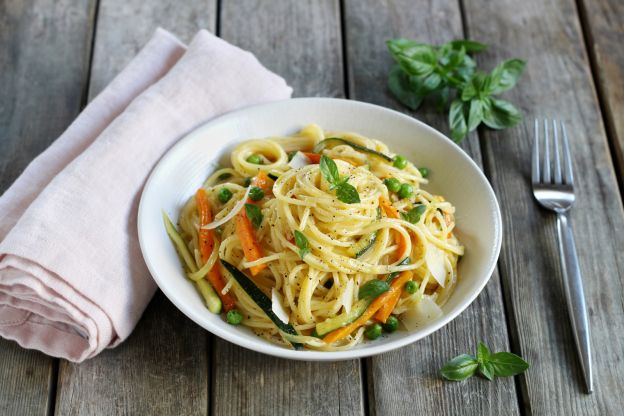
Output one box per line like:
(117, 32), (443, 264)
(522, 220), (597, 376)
(463, 0), (624, 413)
(344, 1), (519, 414)
(577, 0), (624, 184)
(0, 0), (96, 414)
(215, 2), (363, 416)
(54, 1), (216, 414)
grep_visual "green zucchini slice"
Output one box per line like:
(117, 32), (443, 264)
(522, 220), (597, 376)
(313, 138), (393, 162)
(347, 231), (378, 258)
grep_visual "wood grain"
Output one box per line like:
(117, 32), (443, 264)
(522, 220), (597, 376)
(54, 1), (216, 414)
(215, 2), (363, 416)
(577, 0), (624, 184)
(462, 0), (624, 413)
(0, 0), (96, 414)
(344, 1), (519, 414)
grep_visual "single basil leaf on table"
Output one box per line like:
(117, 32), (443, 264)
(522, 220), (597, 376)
(336, 182), (361, 204)
(244, 203), (263, 229)
(358, 279), (390, 300)
(293, 230), (310, 259)
(448, 39), (488, 53)
(488, 59), (526, 95)
(467, 98), (484, 131)
(319, 155), (341, 187)
(388, 66), (425, 111)
(481, 98), (521, 129)
(440, 354), (479, 381)
(449, 99), (468, 142)
(489, 352), (529, 377)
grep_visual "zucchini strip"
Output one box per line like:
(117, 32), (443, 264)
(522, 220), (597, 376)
(313, 138), (393, 162)
(221, 260), (302, 349)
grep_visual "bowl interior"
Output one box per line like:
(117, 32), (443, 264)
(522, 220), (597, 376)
(138, 98), (501, 361)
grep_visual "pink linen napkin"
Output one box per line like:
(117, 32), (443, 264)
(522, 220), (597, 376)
(0, 28), (292, 362)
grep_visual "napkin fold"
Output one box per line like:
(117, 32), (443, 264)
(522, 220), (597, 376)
(0, 28), (292, 362)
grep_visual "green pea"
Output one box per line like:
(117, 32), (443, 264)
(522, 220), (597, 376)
(243, 177), (252, 187)
(384, 178), (401, 193)
(246, 154), (263, 164)
(249, 186), (264, 201)
(398, 183), (413, 199)
(382, 316), (399, 333)
(405, 280), (419, 294)
(217, 187), (233, 204)
(418, 167), (430, 178)
(226, 310), (243, 325)
(393, 155), (408, 169)
(365, 323), (383, 340)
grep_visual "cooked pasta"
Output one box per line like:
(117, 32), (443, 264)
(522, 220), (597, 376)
(165, 124), (464, 350)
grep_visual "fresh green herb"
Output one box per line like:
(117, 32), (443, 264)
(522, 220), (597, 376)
(244, 204), (263, 229)
(294, 230), (310, 259)
(393, 155), (408, 169)
(217, 188), (233, 204)
(248, 186), (264, 201)
(405, 280), (419, 294)
(398, 183), (413, 199)
(243, 177), (252, 187)
(441, 342), (529, 381)
(365, 323), (383, 340)
(386, 38), (526, 142)
(226, 310), (243, 325)
(384, 178), (401, 192)
(319, 155), (361, 204)
(246, 154), (263, 164)
(217, 172), (232, 181)
(382, 316), (399, 333)
(418, 167), (430, 178)
(400, 204), (426, 224)
(358, 280), (390, 300)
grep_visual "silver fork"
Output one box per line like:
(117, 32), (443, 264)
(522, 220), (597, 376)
(532, 119), (592, 393)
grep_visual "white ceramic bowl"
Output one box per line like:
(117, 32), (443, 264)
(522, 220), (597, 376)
(138, 97), (502, 361)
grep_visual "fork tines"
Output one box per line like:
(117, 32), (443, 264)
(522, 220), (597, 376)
(532, 119), (574, 186)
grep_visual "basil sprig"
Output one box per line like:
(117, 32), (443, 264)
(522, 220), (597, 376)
(244, 204), (263, 229)
(386, 38), (526, 143)
(441, 342), (529, 381)
(319, 155), (361, 204)
(294, 230), (310, 259)
(400, 204), (426, 224)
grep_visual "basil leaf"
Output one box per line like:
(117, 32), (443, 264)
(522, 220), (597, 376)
(482, 98), (521, 129)
(479, 361), (495, 381)
(422, 72), (442, 91)
(388, 66), (425, 110)
(400, 204), (426, 224)
(489, 59), (526, 95)
(435, 87), (450, 113)
(320, 155), (341, 186)
(244, 204), (263, 229)
(294, 230), (310, 259)
(489, 352), (529, 377)
(460, 81), (477, 101)
(387, 41), (437, 77)
(358, 279), (390, 300)
(467, 98), (484, 131)
(449, 99), (468, 142)
(336, 182), (361, 204)
(449, 39), (488, 53)
(440, 354), (479, 381)
(477, 342), (491, 363)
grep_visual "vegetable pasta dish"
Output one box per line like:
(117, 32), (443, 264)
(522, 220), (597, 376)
(163, 124), (464, 350)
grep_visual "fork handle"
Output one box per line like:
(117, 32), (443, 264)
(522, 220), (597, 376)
(556, 212), (593, 393)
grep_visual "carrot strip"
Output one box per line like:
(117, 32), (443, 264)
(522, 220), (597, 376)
(379, 196), (408, 261)
(375, 283), (404, 323)
(235, 209), (267, 276)
(302, 152), (321, 164)
(195, 189), (236, 311)
(252, 170), (272, 193)
(323, 271), (413, 343)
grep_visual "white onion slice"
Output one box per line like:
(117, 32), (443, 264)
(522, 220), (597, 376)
(201, 186), (251, 230)
(425, 243), (447, 287)
(400, 296), (443, 331)
(288, 151), (311, 169)
(341, 279), (354, 313)
(271, 288), (290, 324)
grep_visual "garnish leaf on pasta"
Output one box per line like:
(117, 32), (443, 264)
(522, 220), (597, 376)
(441, 342), (528, 382)
(245, 204), (263, 229)
(294, 230), (310, 259)
(400, 204), (427, 224)
(319, 155), (361, 204)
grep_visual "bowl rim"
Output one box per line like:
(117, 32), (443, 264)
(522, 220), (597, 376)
(138, 97), (502, 361)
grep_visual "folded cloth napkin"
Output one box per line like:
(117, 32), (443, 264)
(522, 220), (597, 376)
(0, 28), (292, 362)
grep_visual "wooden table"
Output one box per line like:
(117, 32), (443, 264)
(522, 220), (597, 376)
(1, 0), (623, 414)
